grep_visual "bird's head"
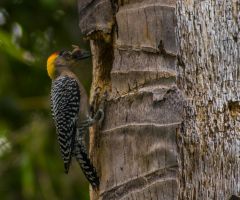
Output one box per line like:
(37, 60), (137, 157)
(47, 46), (91, 79)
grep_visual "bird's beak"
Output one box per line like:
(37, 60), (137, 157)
(80, 51), (91, 59)
(72, 49), (91, 60)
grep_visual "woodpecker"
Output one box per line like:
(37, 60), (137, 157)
(46, 47), (102, 188)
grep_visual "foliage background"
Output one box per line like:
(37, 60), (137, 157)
(0, 0), (92, 199)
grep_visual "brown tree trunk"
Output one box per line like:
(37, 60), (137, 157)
(78, 0), (239, 200)
(78, 0), (181, 199)
(79, 0), (183, 200)
(176, 0), (240, 200)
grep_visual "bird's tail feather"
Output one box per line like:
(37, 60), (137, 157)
(74, 134), (99, 189)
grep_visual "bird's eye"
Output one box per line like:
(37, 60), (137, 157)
(59, 51), (72, 60)
(63, 52), (72, 60)
(59, 50), (65, 56)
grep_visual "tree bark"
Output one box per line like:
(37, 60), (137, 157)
(78, 0), (239, 200)
(78, 0), (182, 199)
(176, 0), (240, 199)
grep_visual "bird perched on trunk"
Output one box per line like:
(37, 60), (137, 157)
(46, 46), (103, 189)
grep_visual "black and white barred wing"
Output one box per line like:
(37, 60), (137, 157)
(50, 76), (80, 173)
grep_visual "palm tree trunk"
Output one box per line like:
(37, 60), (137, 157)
(78, 0), (239, 200)
(78, 1), (180, 199)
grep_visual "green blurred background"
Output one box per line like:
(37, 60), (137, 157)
(0, 0), (92, 199)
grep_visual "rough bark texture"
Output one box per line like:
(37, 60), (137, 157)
(78, 0), (240, 199)
(177, 0), (240, 199)
(78, 0), (183, 199)
(78, 0), (114, 36)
